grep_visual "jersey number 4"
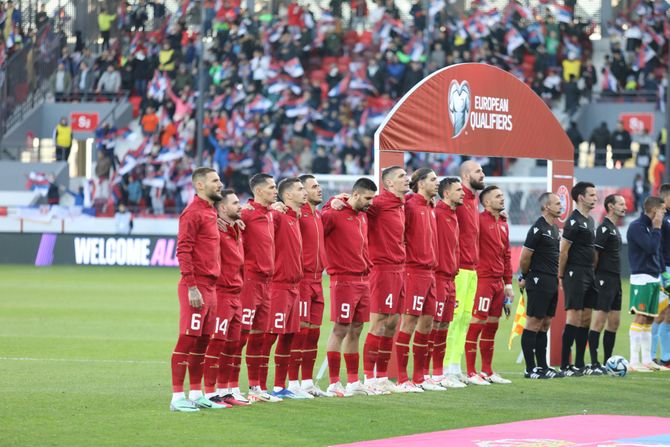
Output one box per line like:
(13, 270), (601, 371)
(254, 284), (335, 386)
(385, 293), (393, 308)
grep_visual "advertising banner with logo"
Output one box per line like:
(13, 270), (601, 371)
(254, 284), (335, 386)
(374, 63), (574, 366)
(70, 112), (99, 132)
(619, 112), (654, 135)
(0, 233), (179, 267)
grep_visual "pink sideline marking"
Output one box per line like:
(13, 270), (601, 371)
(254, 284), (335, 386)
(333, 415), (670, 447)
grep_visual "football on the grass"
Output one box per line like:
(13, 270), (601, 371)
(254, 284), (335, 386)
(605, 355), (629, 377)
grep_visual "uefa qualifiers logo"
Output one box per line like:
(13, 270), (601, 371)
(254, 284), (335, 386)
(448, 80), (471, 138)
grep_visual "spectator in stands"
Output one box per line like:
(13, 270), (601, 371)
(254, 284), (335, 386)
(633, 173), (650, 213)
(50, 63), (72, 101)
(636, 128), (653, 180)
(73, 61), (95, 100)
(36, 3), (48, 30)
(580, 59), (597, 101)
(47, 174), (60, 206)
(158, 42), (176, 74)
(312, 146), (331, 174)
(610, 52), (629, 89)
(610, 121), (632, 168)
(130, 51), (151, 98)
(563, 73), (580, 117)
(589, 121), (610, 167)
(53, 117), (72, 162)
(96, 64), (122, 95)
(98, 6), (116, 51)
(562, 52), (581, 82)
(114, 204), (133, 234)
(140, 106), (160, 136)
(127, 176), (143, 210)
(566, 121), (583, 166)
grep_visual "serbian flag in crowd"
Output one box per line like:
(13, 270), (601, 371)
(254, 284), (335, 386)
(601, 67), (617, 92)
(284, 57), (304, 78)
(638, 43), (656, 69)
(552, 3), (572, 23)
(644, 26), (665, 47)
(328, 74), (350, 97)
(513, 2), (533, 20)
(246, 95), (273, 114)
(527, 22), (545, 45)
(505, 27), (525, 55)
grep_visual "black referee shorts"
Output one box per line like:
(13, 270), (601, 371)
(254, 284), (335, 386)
(562, 265), (597, 310)
(525, 272), (559, 318)
(594, 272), (622, 312)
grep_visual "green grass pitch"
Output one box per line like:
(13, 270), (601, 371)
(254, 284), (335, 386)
(2, 265), (669, 447)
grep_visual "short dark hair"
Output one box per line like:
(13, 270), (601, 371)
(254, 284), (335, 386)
(644, 196), (664, 214)
(381, 165), (404, 185)
(249, 173), (273, 193)
(603, 194), (619, 213)
(571, 181), (595, 203)
(438, 177), (460, 199)
(214, 189), (236, 207)
(192, 167), (216, 184)
(480, 185), (500, 205)
(352, 177), (377, 194)
(409, 167), (433, 193)
(660, 183), (670, 199)
(298, 174), (316, 184)
(538, 192), (554, 211)
(277, 177), (301, 202)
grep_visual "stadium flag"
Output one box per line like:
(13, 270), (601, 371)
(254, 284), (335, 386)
(527, 22), (545, 45)
(562, 36), (581, 57)
(513, 2), (533, 20)
(246, 95), (273, 114)
(485, 9), (501, 27)
(505, 27), (525, 55)
(643, 26), (664, 46)
(601, 66), (618, 92)
(552, 4), (572, 23)
(284, 57), (304, 78)
(637, 43), (655, 69)
(328, 74), (351, 97)
(508, 294), (527, 349)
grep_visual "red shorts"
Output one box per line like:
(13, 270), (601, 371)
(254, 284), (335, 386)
(178, 280), (217, 336)
(403, 270), (437, 317)
(369, 266), (404, 314)
(435, 275), (456, 323)
(269, 284), (300, 334)
(472, 277), (505, 320)
(330, 276), (370, 324)
(299, 278), (325, 325)
(239, 277), (271, 332)
(211, 290), (242, 341)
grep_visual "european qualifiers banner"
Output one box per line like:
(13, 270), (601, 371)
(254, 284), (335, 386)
(0, 234), (179, 267)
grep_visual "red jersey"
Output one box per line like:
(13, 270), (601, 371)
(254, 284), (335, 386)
(176, 195), (220, 287)
(457, 185), (480, 270)
(271, 207), (304, 285)
(216, 221), (244, 294)
(241, 199), (275, 280)
(477, 210), (512, 283)
(367, 189), (405, 266)
(299, 203), (326, 281)
(435, 200), (459, 277)
(322, 199), (372, 277)
(404, 193), (438, 271)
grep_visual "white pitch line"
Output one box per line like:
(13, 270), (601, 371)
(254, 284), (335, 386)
(0, 356), (167, 365)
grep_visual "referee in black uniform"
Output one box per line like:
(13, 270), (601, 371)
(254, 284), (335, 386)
(519, 192), (563, 379)
(559, 181), (598, 377)
(586, 194), (626, 375)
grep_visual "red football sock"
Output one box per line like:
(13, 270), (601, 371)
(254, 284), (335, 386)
(432, 329), (448, 377)
(217, 340), (236, 390)
(465, 323), (485, 375)
(229, 332), (248, 389)
(343, 352), (360, 383)
(260, 333), (278, 391)
(423, 329), (436, 376)
(412, 331), (430, 384)
(288, 327), (308, 382)
(301, 327), (320, 381)
(274, 333), (293, 389)
(245, 332), (264, 388)
(171, 334), (197, 393)
(187, 335), (210, 391)
(376, 336), (394, 377)
(203, 339), (225, 394)
(363, 333), (381, 380)
(480, 321), (499, 375)
(395, 331), (412, 383)
(327, 351), (341, 384)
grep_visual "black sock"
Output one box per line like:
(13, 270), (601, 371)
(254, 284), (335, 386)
(561, 324), (578, 368)
(535, 331), (548, 369)
(603, 330), (616, 362)
(588, 330), (601, 365)
(575, 327), (589, 368)
(521, 329), (538, 372)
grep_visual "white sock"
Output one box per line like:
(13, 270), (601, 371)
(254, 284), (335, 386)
(424, 374), (431, 380)
(640, 325), (653, 364)
(217, 387), (230, 396)
(273, 386), (283, 392)
(188, 390), (202, 400)
(172, 392), (185, 402)
(630, 325), (641, 365)
(288, 380), (300, 389)
(301, 379), (313, 388)
(205, 392), (217, 399)
(364, 377), (376, 385)
(231, 387), (241, 394)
